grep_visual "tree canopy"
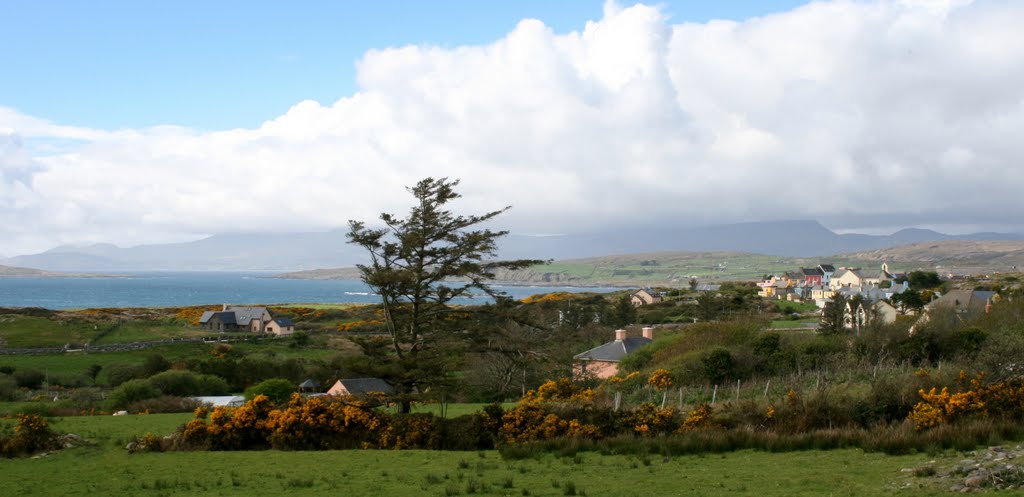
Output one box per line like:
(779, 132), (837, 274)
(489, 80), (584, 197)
(347, 177), (544, 411)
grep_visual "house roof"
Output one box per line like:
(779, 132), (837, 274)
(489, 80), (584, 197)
(273, 317), (295, 327)
(298, 379), (320, 389)
(199, 311), (236, 325)
(818, 264), (836, 272)
(801, 267), (824, 277)
(927, 290), (997, 313)
(334, 378), (394, 396)
(573, 337), (652, 363)
(227, 306), (269, 324)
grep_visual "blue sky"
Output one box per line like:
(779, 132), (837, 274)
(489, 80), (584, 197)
(2, 1), (808, 130)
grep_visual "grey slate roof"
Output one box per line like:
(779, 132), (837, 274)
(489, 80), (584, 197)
(927, 290), (997, 314)
(199, 311), (236, 325)
(818, 264), (836, 272)
(298, 379), (320, 389)
(227, 306), (268, 325)
(273, 317), (295, 327)
(336, 378), (394, 396)
(801, 267), (824, 276)
(573, 337), (652, 363)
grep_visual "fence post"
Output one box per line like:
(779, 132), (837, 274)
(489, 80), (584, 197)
(711, 385), (718, 405)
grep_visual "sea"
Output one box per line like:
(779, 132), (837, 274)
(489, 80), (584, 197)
(0, 272), (621, 310)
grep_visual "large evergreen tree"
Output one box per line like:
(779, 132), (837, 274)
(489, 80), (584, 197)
(347, 177), (543, 412)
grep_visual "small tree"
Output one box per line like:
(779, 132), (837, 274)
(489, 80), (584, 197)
(890, 289), (925, 314)
(819, 294), (848, 335)
(605, 295), (637, 327)
(702, 348), (735, 384)
(347, 177), (543, 412)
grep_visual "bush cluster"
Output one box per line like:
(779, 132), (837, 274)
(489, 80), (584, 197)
(150, 395), (504, 452)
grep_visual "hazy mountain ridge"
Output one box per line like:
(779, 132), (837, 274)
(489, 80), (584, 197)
(0, 264), (115, 278)
(3, 220), (1021, 273)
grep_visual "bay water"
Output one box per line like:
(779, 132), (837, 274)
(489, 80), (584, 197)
(0, 272), (620, 310)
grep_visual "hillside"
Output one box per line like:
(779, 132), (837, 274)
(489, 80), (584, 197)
(832, 240), (1024, 275)
(6, 220), (1021, 272)
(0, 264), (114, 278)
(273, 240), (1024, 287)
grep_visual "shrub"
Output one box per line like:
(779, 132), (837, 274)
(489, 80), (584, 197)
(0, 374), (18, 401)
(1, 414), (59, 458)
(140, 354), (171, 377)
(147, 370), (229, 397)
(13, 369), (45, 389)
(702, 348), (735, 384)
(244, 378), (295, 404)
(108, 379), (161, 410)
(104, 363), (142, 386)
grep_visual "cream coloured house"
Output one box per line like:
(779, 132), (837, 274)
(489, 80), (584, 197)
(829, 264), (894, 290)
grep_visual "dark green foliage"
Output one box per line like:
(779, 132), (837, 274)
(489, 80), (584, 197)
(439, 407), (503, 450)
(86, 364), (103, 383)
(290, 331), (310, 347)
(605, 295), (637, 327)
(126, 395), (203, 414)
(244, 378), (295, 404)
(12, 369), (45, 389)
(753, 333), (781, 356)
(955, 327), (987, 355)
(104, 363), (142, 386)
(852, 378), (915, 426)
(0, 374), (17, 401)
(141, 354), (171, 377)
(147, 370), (229, 397)
(108, 379), (162, 409)
(702, 348), (735, 384)
(906, 271), (943, 290)
(696, 292), (719, 322)
(819, 294), (847, 335)
(889, 290), (925, 313)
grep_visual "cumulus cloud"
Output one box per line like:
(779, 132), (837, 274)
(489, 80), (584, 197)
(3, 0), (1024, 255)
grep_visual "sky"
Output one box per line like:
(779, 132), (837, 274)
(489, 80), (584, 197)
(2, 0), (1023, 257)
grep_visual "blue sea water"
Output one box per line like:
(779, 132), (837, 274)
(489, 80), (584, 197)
(0, 272), (620, 310)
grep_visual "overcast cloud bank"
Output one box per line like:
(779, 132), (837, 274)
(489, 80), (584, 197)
(2, 0), (1023, 256)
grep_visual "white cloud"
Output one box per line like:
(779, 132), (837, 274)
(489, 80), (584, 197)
(3, 0), (1024, 256)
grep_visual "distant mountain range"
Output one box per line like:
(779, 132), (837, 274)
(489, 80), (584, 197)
(3, 220), (1022, 272)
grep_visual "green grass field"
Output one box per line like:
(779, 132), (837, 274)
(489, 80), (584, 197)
(2, 417), (952, 497)
(0, 340), (337, 380)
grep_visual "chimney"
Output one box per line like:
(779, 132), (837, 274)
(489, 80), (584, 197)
(614, 329), (626, 341)
(222, 304), (228, 311)
(642, 327), (653, 340)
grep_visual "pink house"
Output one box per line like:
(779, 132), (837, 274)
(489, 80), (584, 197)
(573, 327), (654, 379)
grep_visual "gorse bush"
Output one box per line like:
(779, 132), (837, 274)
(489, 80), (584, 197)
(1, 414), (59, 458)
(909, 371), (1024, 430)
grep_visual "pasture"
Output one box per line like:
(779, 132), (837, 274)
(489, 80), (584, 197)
(5, 415), (949, 497)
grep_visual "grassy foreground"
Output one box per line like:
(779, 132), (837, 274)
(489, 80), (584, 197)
(0, 414), (952, 496)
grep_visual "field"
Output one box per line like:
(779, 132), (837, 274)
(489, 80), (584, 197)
(0, 413), (955, 497)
